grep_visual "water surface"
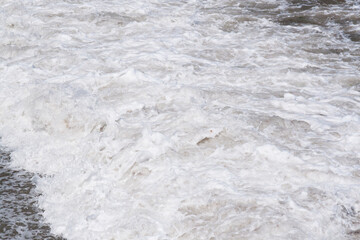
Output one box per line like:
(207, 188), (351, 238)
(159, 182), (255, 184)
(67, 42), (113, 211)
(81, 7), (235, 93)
(0, 150), (65, 239)
(0, 0), (359, 239)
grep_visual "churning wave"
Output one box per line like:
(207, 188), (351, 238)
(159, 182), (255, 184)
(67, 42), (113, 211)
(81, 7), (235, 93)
(0, 0), (359, 239)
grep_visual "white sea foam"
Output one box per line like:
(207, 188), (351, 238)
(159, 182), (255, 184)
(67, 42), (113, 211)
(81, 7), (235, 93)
(1, 0), (360, 239)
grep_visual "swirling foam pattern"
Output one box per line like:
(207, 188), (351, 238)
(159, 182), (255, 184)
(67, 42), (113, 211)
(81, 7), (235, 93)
(0, 0), (360, 239)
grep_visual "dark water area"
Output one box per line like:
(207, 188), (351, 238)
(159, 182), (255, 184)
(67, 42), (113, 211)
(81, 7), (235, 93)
(222, 0), (360, 44)
(280, 0), (360, 42)
(0, 150), (65, 240)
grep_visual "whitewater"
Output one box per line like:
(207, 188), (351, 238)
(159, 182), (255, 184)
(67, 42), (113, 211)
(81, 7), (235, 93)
(1, 0), (360, 239)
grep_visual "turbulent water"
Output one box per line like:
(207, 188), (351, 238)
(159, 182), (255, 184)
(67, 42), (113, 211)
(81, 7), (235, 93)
(0, 0), (360, 239)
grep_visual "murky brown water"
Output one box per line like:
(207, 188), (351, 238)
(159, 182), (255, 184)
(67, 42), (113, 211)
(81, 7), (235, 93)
(0, 150), (65, 240)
